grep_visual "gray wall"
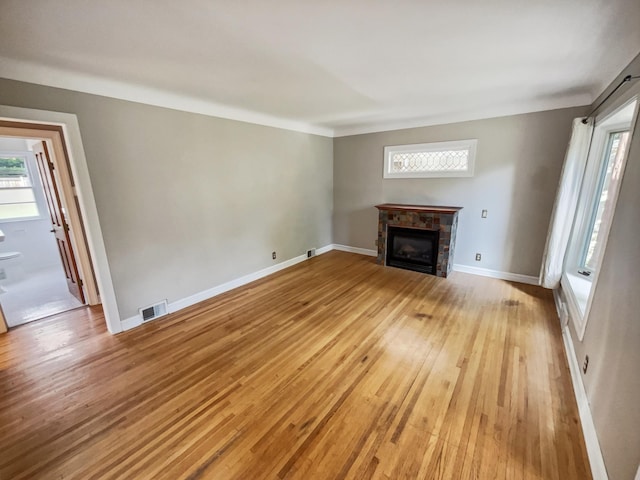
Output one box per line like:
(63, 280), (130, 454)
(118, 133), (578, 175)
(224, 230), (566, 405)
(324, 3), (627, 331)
(568, 52), (640, 480)
(333, 107), (586, 276)
(0, 78), (333, 319)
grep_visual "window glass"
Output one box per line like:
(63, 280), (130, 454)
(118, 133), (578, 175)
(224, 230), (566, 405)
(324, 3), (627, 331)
(0, 155), (40, 220)
(384, 139), (477, 178)
(581, 131), (630, 270)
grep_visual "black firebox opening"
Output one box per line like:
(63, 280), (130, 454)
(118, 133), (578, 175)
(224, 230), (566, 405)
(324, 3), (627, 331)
(386, 226), (439, 275)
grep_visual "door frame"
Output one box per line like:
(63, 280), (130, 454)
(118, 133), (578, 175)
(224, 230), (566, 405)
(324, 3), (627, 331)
(0, 106), (121, 333)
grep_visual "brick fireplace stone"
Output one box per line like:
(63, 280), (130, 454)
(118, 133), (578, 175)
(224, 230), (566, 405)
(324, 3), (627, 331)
(375, 204), (462, 278)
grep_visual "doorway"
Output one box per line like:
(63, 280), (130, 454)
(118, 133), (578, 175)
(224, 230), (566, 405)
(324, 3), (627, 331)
(0, 106), (120, 335)
(0, 136), (89, 327)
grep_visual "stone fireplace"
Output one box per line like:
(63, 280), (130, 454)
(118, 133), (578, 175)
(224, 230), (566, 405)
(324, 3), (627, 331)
(375, 204), (462, 278)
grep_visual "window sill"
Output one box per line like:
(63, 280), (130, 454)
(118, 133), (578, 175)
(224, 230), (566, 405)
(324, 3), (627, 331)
(561, 271), (593, 340)
(0, 215), (46, 224)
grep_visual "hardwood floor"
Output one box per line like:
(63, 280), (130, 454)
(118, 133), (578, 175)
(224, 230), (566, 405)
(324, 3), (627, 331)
(0, 251), (591, 479)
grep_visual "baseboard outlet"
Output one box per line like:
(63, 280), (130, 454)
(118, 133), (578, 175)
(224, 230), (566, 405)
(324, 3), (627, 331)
(452, 264), (539, 285)
(120, 245), (335, 332)
(331, 244), (377, 257)
(561, 326), (608, 480)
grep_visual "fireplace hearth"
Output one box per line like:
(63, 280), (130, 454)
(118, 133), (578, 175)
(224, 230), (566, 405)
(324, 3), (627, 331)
(376, 204), (462, 278)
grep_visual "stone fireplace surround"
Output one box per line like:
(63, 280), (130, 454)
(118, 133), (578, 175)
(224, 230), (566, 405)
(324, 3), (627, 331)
(375, 203), (462, 278)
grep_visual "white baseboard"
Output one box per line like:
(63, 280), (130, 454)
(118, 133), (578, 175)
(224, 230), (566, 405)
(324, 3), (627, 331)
(331, 244), (377, 257)
(552, 287), (569, 327)
(315, 244), (334, 255)
(561, 326), (608, 480)
(327, 246), (539, 285)
(120, 315), (143, 331)
(452, 264), (539, 285)
(120, 245), (334, 331)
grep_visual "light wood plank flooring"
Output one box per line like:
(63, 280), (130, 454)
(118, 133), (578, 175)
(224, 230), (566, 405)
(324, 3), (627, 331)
(0, 251), (591, 479)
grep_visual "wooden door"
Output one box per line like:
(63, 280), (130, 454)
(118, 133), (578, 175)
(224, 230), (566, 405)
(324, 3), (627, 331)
(33, 141), (85, 303)
(0, 303), (7, 334)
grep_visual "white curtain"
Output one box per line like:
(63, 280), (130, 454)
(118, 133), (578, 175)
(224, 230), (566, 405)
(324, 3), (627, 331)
(539, 118), (593, 289)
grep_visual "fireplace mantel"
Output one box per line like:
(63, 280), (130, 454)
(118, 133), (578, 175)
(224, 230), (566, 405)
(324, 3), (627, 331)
(375, 204), (463, 215)
(375, 203), (463, 278)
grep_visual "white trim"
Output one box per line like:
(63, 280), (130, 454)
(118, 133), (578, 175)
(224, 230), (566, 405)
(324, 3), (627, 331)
(332, 94), (592, 137)
(315, 244), (334, 255)
(120, 315), (141, 332)
(561, 271), (590, 339)
(0, 56), (333, 138)
(383, 139), (477, 179)
(322, 247), (541, 285)
(561, 326), (609, 480)
(331, 244), (378, 257)
(0, 56), (596, 140)
(562, 96), (639, 341)
(552, 288), (569, 327)
(120, 246), (335, 331)
(0, 105), (122, 333)
(452, 264), (539, 285)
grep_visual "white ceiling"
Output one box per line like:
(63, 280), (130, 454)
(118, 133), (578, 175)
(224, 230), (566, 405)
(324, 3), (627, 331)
(1, 0), (639, 137)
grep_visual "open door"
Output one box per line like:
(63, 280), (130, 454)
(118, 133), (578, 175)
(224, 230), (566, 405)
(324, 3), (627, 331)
(32, 141), (85, 304)
(0, 303), (7, 334)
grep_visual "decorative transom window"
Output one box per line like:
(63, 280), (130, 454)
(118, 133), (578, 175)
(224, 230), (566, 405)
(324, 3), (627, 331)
(383, 139), (477, 178)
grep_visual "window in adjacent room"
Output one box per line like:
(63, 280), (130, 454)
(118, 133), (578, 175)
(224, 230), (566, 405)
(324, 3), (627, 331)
(383, 139), (477, 178)
(0, 152), (42, 221)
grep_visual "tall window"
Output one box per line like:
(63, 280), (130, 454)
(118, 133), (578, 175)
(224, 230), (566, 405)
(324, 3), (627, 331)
(580, 130), (630, 272)
(563, 98), (637, 338)
(0, 152), (41, 221)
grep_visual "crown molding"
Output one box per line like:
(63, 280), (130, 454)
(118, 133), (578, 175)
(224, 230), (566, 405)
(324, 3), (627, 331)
(0, 57), (334, 138)
(331, 95), (593, 137)
(0, 56), (594, 139)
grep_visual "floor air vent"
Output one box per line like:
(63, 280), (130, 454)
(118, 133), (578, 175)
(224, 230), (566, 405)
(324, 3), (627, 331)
(139, 300), (168, 322)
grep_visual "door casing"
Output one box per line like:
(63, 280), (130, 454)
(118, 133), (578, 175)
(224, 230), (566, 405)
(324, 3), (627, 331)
(0, 125), (98, 306)
(0, 106), (121, 333)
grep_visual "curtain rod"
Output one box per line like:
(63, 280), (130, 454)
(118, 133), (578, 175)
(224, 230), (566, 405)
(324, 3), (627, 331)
(582, 74), (640, 124)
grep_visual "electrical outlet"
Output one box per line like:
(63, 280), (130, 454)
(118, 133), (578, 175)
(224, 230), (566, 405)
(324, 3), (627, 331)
(583, 355), (589, 374)
(272, 251), (277, 260)
(475, 253), (481, 261)
(481, 209), (488, 218)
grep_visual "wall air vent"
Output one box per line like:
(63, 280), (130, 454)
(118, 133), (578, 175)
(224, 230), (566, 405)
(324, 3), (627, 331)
(307, 248), (316, 258)
(139, 300), (168, 322)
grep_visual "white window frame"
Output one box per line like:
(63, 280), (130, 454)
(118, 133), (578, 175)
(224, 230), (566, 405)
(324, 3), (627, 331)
(0, 150), (47, 223)
(383, 139), (477, 179)
(562, 95), (639, 340)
